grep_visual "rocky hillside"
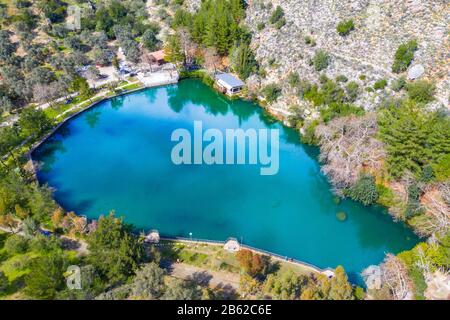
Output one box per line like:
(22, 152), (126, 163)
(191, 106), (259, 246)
(243, 0), (449, 116)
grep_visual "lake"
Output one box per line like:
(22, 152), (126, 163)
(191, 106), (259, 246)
(33, 79), (419, 282)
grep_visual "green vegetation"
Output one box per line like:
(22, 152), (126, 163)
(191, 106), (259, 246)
(378, 100), (450, 179)
(292, 77), (364, 123)
(371, 232), (450, 300)
(24, 250), (68, 299)
(87, 213), (144, 284)
(0, 230), (80, 299)
(345, 175), (379, 206)
(304, 36), (316, 46)
(336, 211), (347, 222)
(262, 83), (282, 103)
(287, 72), (300, 87)
(312, 50), (330, 72)
(300, 120), (319, 145)
(131, 263), (165, 299)
(264, 271), (307, 300)
(336, 19), (355, 36)
(345, 81), (360, 102)
(179, 70), (214, 87)
(0, 0), (155, 115)
(392, 40), (418, 73)
(230, 43), (258, 80)
(300, 266), (354, 300)
(269, 6), (286, 29)
(320, 103), (364, 123)
(391, 76), (407, 92)
(373, 79), (388, 91)
(171, 0), (247, 55)
(406, 80), (435, 104)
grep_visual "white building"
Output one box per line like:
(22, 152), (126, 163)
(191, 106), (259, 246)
(215, 73), (245, 96)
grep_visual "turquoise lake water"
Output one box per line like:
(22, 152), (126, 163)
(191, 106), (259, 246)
(33, 79), (419, 282)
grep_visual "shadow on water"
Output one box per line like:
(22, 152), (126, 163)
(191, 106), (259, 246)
(55, 191), (96, 215)
(143, 86), (158, 105)
(167, 79), (259, 121)
(111, 95), (125, 110)
(84, 109), (102, 129)
(33, 137), (67, 173)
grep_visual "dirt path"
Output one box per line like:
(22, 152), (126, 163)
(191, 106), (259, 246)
(164, 262), (240, 292)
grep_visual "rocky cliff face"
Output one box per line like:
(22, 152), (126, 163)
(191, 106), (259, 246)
(244, 0), (449, 116)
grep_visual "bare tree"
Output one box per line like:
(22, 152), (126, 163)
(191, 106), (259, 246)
(315, 113), (386, 192)
(420, 183), (450, 236)
(178, 28), (197, 66)
(203, 47), (221, 73)
(33, 82), (60, 106)
(380, 254), (413, 300)
(85, 66), (100, 82)
(140, 50), (154, 72)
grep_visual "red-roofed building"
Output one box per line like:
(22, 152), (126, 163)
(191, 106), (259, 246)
(149, 50), (166, 65)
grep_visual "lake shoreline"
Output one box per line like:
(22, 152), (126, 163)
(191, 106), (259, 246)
(29, 79), (419, 283)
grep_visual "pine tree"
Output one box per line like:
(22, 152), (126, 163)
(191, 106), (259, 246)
(328, 266), (354, 300)
(230, 43), (258, 79)
(164, 35), (185, 64)
(378, 101), (429, 178)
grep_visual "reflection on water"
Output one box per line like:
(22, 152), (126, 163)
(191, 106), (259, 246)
(32, 79), (419, 283)
(111, 95), (125, 110)
(85, 110), (102, 129)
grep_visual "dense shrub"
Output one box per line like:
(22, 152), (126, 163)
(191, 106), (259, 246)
(269, 6), (285, 26)
(274, 17), (286, 29)
(345, 81), (360, 102)
(335, 75), (348, 83)
(131, 263), (165, 299)
(336, 20), (355, 36)
(297, 80), (313, 99)
(264, 271), (307, 300)
(405, 183), (423, 218)
(392, 40), (418, 73)
(262, 84), (282, 103)
(420, 165), (434, 183)
(320, 103), (364, 123)
(0, 271), (8, 292)
(432, 154), (450, 182)
(373, 79), (388, 90)
(301, 120), (319, 145)
(345, 174), (379, 206)
(391, 76), (407, 92)
(287, 72), (300, 87)
(25, 251), (67, 299)
(406, 80), (435, 103)
(304, 36), (316, 46)
(4, 234), (28, 255)
(312, 50), (330, 71)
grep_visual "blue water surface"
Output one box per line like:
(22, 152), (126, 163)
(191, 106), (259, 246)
(33, 79), (419, 282)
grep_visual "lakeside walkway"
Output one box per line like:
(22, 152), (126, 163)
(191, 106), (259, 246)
(160, 237), (333, 277)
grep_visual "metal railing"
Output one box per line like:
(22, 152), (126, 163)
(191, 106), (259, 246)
(159, 236), (331, 273)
